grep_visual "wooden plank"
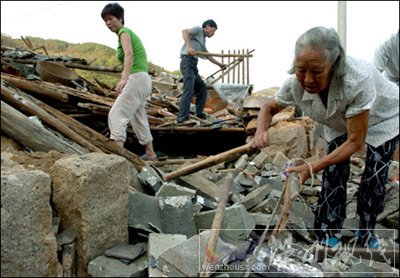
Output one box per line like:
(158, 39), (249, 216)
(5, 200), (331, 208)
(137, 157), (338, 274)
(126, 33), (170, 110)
(1, 101), (85, 154)
(1, 82), (103, 153)
(1, 73), (69, 102)
(2, 82), (146, 171)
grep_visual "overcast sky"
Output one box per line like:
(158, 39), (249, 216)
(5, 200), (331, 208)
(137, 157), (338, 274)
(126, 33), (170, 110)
(2, 1), (399, 92)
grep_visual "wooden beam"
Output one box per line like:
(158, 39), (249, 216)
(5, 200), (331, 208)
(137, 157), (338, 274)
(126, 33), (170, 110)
(164, 142), (254, 181)
(1, 82), (146, 171)
(1, 101), (86, 154)
(1, 82), (103, 153)
(1, 73), (69, 102)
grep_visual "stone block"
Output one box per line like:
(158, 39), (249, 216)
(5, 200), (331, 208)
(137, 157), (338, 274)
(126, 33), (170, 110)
(148, 233), (187, 277)
(1, 163), (60, 277)
(87, 254), (148, 277)
(128, 191), (162, 232)
(157, 230), (237, 277)
(238, 185), (272, 209)
(177, 172), (222, 202)
(195, 204), (255, 241)
(156, 182), (196, 198)
(159, 196), (198, 237)
(50, 153), (130, 276)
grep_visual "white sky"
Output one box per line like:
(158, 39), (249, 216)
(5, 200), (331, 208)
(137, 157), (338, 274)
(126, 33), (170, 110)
(1, 1), (399, 92)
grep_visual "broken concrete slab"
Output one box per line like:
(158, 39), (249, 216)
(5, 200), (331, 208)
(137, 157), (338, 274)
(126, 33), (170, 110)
(196, 203), (255, 241)
(128, 191), (162, 232)
(87, 254), (148, 277)
(148, 233), (187, 277)
(157, 230), (237, 277)
(155, 182), (196, 198)
(56, 226), (76, 251)
(104, 243), (144, 261)
(159, 195), (199, 237)
(238, 184), (272, 210)
(177, 172), (222, 202)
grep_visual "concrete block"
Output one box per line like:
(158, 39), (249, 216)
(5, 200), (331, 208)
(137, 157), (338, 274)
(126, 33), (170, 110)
(157, 230), (237, 277)
(156, 182), (196, 198)
(238, 185), (272, 209)
(87, 254), (148, 277)
(128, 191), (162, 232)
(177, 172), (222, 202)
(148, 233), (187, 277)
(159, 196), (197, 237)
(195, 204), (255, 241)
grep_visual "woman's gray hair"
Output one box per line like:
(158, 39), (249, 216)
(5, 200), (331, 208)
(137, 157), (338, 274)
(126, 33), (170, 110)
(288, 26), (346, 78)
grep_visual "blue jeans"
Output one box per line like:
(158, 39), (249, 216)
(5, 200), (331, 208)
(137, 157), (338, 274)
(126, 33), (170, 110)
(177, 56), (207, 122)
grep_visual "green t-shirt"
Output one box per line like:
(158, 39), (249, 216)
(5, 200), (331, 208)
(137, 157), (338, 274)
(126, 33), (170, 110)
(117, 27), (148, 73)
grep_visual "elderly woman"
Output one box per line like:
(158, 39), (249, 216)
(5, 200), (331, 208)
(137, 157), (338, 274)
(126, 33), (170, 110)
(252, 26), (399, 248)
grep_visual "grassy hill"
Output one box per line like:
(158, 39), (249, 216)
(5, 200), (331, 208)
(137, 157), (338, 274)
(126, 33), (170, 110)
(1, 33), (175, 87)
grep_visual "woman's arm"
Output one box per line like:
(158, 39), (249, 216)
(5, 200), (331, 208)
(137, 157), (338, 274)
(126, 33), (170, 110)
(288, 110), (370, 183)
(251, 97), (284, 149)
(115, 32), (133, 95)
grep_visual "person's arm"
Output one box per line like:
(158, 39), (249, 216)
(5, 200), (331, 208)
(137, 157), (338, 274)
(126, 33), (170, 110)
(251, 97), (285, 149)
(182, 28), (197, 56)
(288, 110), (370, 183)
(115, 32), (134, 95)
(373, 45), (388, 73)
(207, 56), (226, 69)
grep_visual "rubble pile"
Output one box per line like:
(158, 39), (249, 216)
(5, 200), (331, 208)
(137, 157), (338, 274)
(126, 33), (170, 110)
(1, 46), (399, 277)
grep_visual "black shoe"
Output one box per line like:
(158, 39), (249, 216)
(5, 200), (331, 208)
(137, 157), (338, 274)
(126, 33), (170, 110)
(196, 113), (207, 119)
(177, 117), (189, 123)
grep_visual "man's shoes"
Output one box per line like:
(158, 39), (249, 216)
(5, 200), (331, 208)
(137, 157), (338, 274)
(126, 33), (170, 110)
(196, 113), (207, 119)
(319, 237), (340, 248)
(176, 118), (194, 126)
(140, 154), (157, 161)
(177, 117), (189, 123)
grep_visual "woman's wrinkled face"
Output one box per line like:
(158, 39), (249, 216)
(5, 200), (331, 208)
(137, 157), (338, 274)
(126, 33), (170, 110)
(103, 14), (123, 33)
(295, 47), (334, 94)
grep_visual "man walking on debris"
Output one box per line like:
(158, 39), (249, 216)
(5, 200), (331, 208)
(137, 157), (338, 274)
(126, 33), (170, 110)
(251, 26), (399, 250)
(177, 19), (227, 124)
(101, 3), (157, 160)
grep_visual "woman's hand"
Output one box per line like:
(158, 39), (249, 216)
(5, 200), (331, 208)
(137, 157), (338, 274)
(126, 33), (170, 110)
(285, 163), (311, 185)
(251, 131), (269, 149)
(115, 78), (128, 95)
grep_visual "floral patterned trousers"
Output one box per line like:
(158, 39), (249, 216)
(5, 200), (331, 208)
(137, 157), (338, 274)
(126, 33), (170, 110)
(314, 134), (399, 243)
